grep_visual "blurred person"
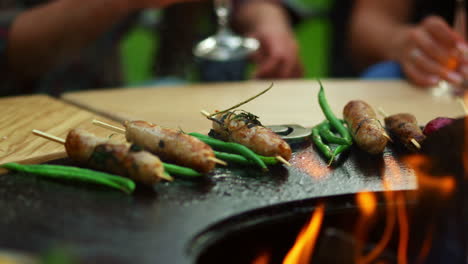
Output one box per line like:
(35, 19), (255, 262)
(349, 0), (468, 87)
(0, 0), (199, 96)
(232, 0), (304, 79)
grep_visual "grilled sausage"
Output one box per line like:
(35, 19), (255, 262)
(343, 100), (388, 154)
(384, 113), (425, 151)
(123, 120), (216, 173)
(65, 128), (165, 185)
(211, 111), (292, 160)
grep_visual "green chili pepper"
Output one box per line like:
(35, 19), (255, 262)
(214, 151), (278, 166)
(1, 163), (135, 194)
(318, 121), (350, 145)
(311, 125), (333, 160)
(189, 132), (268, 170)
(163, 163), (203, 178)
(317, 80), (353, 145)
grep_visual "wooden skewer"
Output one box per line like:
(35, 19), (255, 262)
(32, 129), (66, 144)
(200, 109), (211, 118)
(208, 157), (228, 166)
(382, 132), (393, 142)
(276, 155), (292, 167)
(92, 120), (228, 166)
(410, 138), (421, 150)
(375, 108), (394, 143)
(32, 129), (173, 182)
(92, 120), (126, 134)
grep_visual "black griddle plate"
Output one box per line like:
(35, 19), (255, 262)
(0, 140), (417, 264)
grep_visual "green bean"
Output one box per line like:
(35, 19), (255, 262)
(317, 80), (353, 145)
(1, 163), (135, 194)
(163, 163), (203, 178)
(329, 144), (351, 164)
(318, 121), (349, 145)
(214, 151), (278, 166)
(189, 132), (268, 170)
(311, 125), (333, 160)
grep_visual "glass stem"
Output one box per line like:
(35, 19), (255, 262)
(214, 0), (231, 34)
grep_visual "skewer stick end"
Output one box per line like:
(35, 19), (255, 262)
(208, 156), (228, 166)
(200, 110), (211, 118)
(160, 172), (174, 182)
(275, 155), (291, 167)
(377, 107), (389, 118)
(92, 119), (126, 134)
(382, 132), (393, 143)
(410, 138), (422, 150)
(32, 129), (66, 144)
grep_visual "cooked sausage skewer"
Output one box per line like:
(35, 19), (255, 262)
(207, 111), (292, 160)
(92, 120), (226, 173)
(32, 129), (172, 184)
(343, 100), (389, 154)
(377, 110), (425, 151)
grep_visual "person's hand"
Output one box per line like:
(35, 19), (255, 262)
(249, 23), (304, 79)
(393, 15), (468, 87)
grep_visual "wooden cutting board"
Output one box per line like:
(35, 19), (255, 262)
(0, 95), (124, 169)
(62, 80), (466, 133)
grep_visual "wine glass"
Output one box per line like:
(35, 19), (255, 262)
(193, 0), (259, 61)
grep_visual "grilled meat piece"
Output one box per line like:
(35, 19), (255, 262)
(343, 100), (388, 154)
(384, 113), (425, 151)
(211, 111), (292, 160)
(65, 128), (165, 185)
(124, 120), (216, 173)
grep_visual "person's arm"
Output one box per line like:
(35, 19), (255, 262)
(6, 0), (136, 78)
(6, 0), (197, 78)
(350, 0), (467, 86)
(349, 0), (412, 70)
(233, 0), (303, 79)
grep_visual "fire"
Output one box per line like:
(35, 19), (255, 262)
(403, 154), (455, 197)
(396, 193), (409, 264)
(282, 203), (325, 264)
(356, 191), (377, 217)
(357, 190), (397, 264)
(252, 250), (271, 264)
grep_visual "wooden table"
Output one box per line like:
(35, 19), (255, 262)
(63, 80), (465, 133)
(0, 95), (123, 167)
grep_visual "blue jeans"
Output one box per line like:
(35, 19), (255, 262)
(360, 61), (404, 79)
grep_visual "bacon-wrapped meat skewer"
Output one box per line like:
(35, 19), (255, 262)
(209, 111), (292, 160)
(384, 113), (425, 151)
(343, 100), (389, 154)
(122, 120), (219, 173)
(64, 128), (169, 185)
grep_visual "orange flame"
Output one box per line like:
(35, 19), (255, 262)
(403, 155), (455, 197)
(416, 224), (434, 264)
(282, 203), (325, 264)
(358, 189), (397, 264)
(354, 191), (379, 264)
(396, 193), (409, 264)
(356, 191), (377, 217)
(252, 250), (271, 264)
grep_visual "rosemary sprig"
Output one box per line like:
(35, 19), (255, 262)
(209, 83), (274, 117)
